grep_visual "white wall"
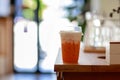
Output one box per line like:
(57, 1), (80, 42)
(90, 0), (119, 19)
(100, 0), (119, 19)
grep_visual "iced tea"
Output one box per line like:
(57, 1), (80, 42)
(60, 31), (82, 63)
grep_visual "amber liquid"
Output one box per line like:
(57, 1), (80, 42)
(61, 41), (80, 63)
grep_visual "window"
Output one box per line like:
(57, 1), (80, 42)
(14, 0), (39, 72)
(13, 0), (86, 73)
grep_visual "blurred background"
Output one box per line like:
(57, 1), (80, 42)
(0, 0), (120, 80)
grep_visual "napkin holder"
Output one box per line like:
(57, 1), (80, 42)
(108, 42), (120, 64)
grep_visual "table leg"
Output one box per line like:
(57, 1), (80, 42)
(56, 72), (63, 80)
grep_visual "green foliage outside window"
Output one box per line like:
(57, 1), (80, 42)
(39, 0), (47, 20)
(22, 0), (37, 20)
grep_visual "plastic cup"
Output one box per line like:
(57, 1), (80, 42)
(60, 30), (82, 63)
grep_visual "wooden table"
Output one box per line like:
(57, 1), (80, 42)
(54, 48), (120, 80)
